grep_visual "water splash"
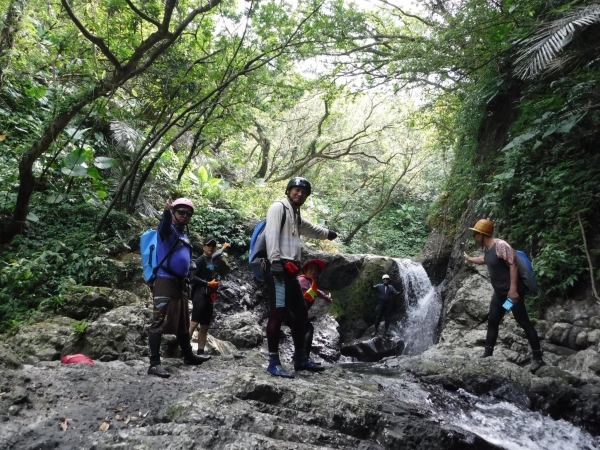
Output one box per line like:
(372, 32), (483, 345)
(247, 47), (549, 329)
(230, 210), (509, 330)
(432, 389), (600, 450)
(393, 258), (442, 355)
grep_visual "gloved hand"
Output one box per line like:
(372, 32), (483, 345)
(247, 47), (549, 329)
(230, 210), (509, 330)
(327, 229), (338, 240)
(285, 261), (299, 275)
(207, 279), (219, 289)
(222, 242), (229, 249)
(270, 260), (284, 278)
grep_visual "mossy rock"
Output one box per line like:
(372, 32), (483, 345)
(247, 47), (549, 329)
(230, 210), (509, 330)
(49, 286), (141, 321)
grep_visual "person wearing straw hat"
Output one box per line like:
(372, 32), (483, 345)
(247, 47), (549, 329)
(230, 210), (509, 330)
(464, 218), (545, 373)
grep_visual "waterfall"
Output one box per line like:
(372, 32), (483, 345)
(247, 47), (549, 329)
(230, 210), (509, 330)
(393, 258), (442, 355)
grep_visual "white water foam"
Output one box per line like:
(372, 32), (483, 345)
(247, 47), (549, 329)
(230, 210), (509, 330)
(393, 258), (442, 355)
(434, 391), (600, 450)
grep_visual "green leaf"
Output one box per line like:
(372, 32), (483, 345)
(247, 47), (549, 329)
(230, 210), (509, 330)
(96, 190), (108, 199)
(25, 85), (47, 99)
(502, 131), (537, 151)
(26, 212), (39, 222)
(61, 166), (88, 177)
(46, 193), (65, 203)
(87, 167), (102, 180)
(65, 148), (91, 168)
(94, 157), (116, 169)
(198, 166), (209, 183)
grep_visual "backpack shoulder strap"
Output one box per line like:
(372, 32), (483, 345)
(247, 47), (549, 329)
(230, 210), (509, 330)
(276, 200), (288, 231)
(153, 225), (182, 276)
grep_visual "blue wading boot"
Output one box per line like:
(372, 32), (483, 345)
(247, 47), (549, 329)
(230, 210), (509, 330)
(267, 353), (294, 378)
(294, 350), (325, 372)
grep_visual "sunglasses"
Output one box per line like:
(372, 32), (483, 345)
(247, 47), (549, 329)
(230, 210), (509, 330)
(175, 209), (193, 217)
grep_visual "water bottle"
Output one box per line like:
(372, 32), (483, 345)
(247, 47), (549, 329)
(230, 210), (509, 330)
(502, 298), (514, 310)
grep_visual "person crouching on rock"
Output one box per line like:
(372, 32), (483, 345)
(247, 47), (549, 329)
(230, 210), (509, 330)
(147, 197), (210, 378)
(372, 274), (399, 337)
(463, 218), (545, 373)
(189, 236), (229, 357)
(297, 259), (333, 364)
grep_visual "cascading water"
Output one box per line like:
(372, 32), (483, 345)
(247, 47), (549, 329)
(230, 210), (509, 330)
(392, 258), (442, 355)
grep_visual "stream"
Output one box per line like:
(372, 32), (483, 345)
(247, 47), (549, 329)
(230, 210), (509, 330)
(359, 258), (600, 450)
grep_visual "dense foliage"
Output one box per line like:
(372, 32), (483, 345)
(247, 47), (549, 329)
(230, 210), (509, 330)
(1, 0), (599, 331)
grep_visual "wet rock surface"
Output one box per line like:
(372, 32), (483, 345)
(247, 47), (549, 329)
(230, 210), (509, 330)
(0, 352), (506, 450)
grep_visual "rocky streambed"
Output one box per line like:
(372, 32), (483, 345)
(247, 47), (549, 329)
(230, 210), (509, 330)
(2, 247), (600, 449)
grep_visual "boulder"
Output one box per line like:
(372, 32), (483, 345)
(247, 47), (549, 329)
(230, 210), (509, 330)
(0, 342), (22, 369)
(341, 336), (404, 362)
(6, 317), (81, 363)
(81, 304), (152, 361)
(49, 286), (141, 320)
(217, 312), (263, 348)
(205, 334), (238, 356)
(545, 322), (572, 347)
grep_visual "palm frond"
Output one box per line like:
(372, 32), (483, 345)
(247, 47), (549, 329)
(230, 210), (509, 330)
(514, 4), (600, 79)
(109, 120), (143, 153)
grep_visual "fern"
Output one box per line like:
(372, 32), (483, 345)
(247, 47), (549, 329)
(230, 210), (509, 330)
(109, 120), (143, 153)
(514, 3), (600, 79)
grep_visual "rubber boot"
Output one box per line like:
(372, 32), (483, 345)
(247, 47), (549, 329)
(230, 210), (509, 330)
(177, 333), (210, 365)
(530, 349), (546, 373)
(267, 353), (294, 378)
(197, 348), (205, 356)
(148, 333), (170, 378)
(294, 349), (325, 372)
(480, 346), (494, 358)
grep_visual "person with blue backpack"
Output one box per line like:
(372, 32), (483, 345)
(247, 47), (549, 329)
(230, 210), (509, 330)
(264, 177), (337, 378)
(147, 197), (210, 378)
(463, 218), (545, 373)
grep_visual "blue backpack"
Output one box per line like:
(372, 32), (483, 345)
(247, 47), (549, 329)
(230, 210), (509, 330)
(140, 225), (189, 283)
(515, 250), (538, 295)
(248, 202), (288, 282)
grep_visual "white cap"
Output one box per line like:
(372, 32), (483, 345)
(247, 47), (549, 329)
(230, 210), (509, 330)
(382, 274), (390, 280)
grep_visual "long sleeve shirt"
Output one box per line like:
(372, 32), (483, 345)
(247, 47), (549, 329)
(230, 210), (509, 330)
(265, 198), (329, 263)
(372, 283), (399, 303)
(155, 210), (192, 279)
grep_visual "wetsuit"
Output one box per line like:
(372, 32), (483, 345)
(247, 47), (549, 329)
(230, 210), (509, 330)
(484, 239), (541, 352)
(191, 248), (224, 326)
(373, 283), (399, 333)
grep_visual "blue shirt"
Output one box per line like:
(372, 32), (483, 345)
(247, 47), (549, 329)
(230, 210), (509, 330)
(155, 210), (191, 279)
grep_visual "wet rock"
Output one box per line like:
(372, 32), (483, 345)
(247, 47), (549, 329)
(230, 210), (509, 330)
(217, 312), (263, 348)
(545, 322), (572, 347)
(341, 337), (404, 362)
(535, 366), (580, 385)
(6, 317), (80, 363)
(557, 348), (600, 379)
(205, 334), (238, 356)
(48, 286), (142, 321)
(541, 341), (577, 356)
(81, 305), (152, 361)
(0, 343), (22, 369)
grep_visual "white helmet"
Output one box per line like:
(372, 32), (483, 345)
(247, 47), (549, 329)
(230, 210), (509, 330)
(382, 274), (390, 280)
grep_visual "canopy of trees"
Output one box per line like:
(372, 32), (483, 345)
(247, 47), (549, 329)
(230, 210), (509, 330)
(1, 0), (599, 330)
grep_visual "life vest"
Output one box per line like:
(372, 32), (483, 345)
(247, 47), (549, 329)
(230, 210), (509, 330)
(299, 275), (318, 304)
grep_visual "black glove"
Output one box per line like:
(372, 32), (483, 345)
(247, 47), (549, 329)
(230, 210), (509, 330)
(327, 229), (338, 240)
(270, 260), (284, 278)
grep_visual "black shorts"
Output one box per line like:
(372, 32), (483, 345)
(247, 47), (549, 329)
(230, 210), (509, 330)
(191, 294), (214, 325)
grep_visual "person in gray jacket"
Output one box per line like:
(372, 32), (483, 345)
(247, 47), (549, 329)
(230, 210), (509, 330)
(264, 177), (337, 378)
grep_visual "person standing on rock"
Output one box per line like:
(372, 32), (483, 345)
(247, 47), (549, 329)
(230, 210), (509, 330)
(297, 259), (333, 363)
(372, 274), (399, 337)
(463, 218), (545, 373)
(147, 197), (210, 378)
(265, 177), (337, 378)
(189, 237), (229, 356)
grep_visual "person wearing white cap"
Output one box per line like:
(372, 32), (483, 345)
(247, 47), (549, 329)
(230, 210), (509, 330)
(371, 274), (399, 337)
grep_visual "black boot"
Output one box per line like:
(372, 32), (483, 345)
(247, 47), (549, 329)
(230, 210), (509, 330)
(148, 333), (170, 378)
(197, 348), (205, 356)
(480, 346), (494, 358)
(530, 349), (546, 373)
(294, 349), (325, 372)
(178, 333), (210, 365)
(372, 326), (379, 337)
